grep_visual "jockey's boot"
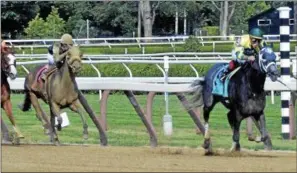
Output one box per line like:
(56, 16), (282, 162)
(41, 66), (57, 82)
(31, 80), (40, 92)
(221, 60), (237, 81)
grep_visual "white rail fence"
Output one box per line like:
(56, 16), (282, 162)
(11, 53), (297, 105)
(5, 35), (297, 51)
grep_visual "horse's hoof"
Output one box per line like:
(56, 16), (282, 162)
(44, 128), (51, 135)
(202, 138), (211, 150)
(57, 124), (62, 131)
(248, 135), (256, 141)
(83, 133), (88, 140)
(53, 138), (60, 146)
(255, 136), (262, 143)
(12, 137), (21, 145)
(263, 137), (273, 151)
(18, 135), (25, 139)
(230, 142), (240, 152)
(204, 149), (214, 156)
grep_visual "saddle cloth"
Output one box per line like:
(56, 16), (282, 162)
(212, 65), (241, 98)
(35, 65), (49, 82)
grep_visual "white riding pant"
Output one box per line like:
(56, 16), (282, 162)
(47, 53), (54, 65)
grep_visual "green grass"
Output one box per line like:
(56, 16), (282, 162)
(2, 94), (296, 151)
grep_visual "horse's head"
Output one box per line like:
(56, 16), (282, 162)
(65, 46), (83, 74)
(255, 46), (279, 82)
(1, 46), (17, 80)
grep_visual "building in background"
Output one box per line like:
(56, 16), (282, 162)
(248, 4), (294, 35)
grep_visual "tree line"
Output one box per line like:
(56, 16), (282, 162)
(1, 1), (296, 39)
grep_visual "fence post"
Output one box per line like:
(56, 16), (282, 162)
(289, 92), (296, 139)
(289, 46), (297, 139)
(278, 7), (291, 139)
(293, 46), (297, 77)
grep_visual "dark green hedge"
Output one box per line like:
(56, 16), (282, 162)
(16, 63), (213, 78)
(15, 41), (296, 78)
(16, 41), (296, 54)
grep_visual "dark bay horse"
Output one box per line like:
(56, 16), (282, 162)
(19, 46), (107, 145)
(1, 46), (24, 142)
(191, 46), (279, 153)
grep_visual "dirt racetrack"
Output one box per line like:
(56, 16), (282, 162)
(1, 144), (296, 172)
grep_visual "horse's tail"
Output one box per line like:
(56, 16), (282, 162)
(188, 79), (205, 110)
(19, 78), (31, 112)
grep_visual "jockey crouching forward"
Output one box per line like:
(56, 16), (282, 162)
(31, 33), (74, 93)
(221, 28), (267, 80)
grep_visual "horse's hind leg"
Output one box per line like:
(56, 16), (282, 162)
(70, 99), (88, 140)
(29, 92), (51, 134)
(2, 100), (24, 139)
(202, 102), (216, 154)
(228, 110), (242, 152)
(1, 117), (11, 143)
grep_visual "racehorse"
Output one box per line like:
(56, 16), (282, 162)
(1, 45), (24, 143)
(18, 45), (107, 145)
(190, 46), (279, 153)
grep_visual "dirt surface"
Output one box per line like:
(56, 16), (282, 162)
(1, 144), (296, 172)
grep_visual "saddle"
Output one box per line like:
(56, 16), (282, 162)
(212, 65), (241, 97)
(35, 65), (49, 83)
(32, 64), (57, 95)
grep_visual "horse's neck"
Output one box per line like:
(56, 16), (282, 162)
(1, 70), (7, 85)
(59, 61), (76, 89)
(246, 67), (266, 93)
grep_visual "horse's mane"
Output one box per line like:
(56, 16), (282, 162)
(1, 51), (9, 70)
(68, 46), (81, 56)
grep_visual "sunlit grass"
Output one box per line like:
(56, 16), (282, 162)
(2, 94), (296, 151)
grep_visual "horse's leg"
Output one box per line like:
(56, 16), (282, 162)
(49, 102), (60, 145)
(69, 99), (88, 140)
(254, 114), (272, 150)
(229, 110), (242, 152)
(29, 92), (51, 134)
(2, 100), (24, 139)
(1, 117), (11, 143)
(202, 103), (215, 153)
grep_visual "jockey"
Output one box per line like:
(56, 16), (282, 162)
(31, 33), (74, 92)
(221, 28), (267, 80)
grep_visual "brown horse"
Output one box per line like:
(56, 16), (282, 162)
(19, 46), (107, 145)
(1, 46), (24, 143)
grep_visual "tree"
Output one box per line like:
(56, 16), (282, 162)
(140, 1), (160, 37)
(69, 18), (98, 38)
(24, 14), (46, 38)
(92, 2), (138, 36)
(210, 1), (237, 39)
(1, 1), (39, 38)
(24, 7), (66, 38)
(44, 7), (66, 38)
(230, 1), (270, 34)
